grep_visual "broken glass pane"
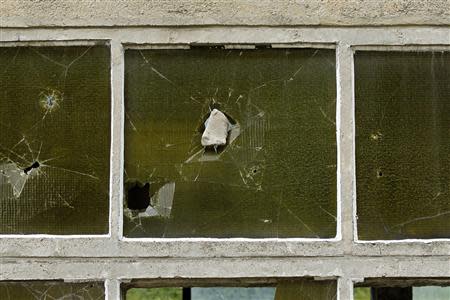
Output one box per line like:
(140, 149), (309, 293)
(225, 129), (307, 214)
(355, 51), (450, 240)
(0, 45), (111, 234)
(0, 281), (104, 299)
(125, 279), (337, 299)
(124, 47), (337, 238)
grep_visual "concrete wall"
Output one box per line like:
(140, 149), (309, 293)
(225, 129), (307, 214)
(1, 0), (450, 27)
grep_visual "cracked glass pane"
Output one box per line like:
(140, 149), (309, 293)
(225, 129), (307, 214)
(0, 281), (105, 299)
(126, 279), (337, 299)
(0, 45), (111, 234)
(124, 47), (337, 238)
(355, 51), (450, 240)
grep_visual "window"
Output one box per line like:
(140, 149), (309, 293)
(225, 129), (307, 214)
(355, 50), (450, 240)
(124, 278), (337, 300)
(123, 47), (337, 238)
(0, 281), (105, 299)
(1, 27), (450, 300)
(0, 44), (111, 234)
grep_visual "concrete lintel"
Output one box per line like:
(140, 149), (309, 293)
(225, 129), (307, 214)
(1, 238), (450, 257)
(0, 238), (342, 257)
(2, 256), (450, 280)
(1, 27), (450, 47)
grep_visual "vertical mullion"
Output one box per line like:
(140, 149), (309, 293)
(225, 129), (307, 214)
(109, 40), (125, 240)
(336, 42), (356, 251)
(338, 277), (354, 300)
(105, 279), (122, 300)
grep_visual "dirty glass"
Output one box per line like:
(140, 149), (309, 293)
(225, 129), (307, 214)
(0, 45), (111, 234)
(355, 51), (450, 239)
(125, 280), (337, 299)
(0, 281), (104, 299)
(124, 47), (337, 238)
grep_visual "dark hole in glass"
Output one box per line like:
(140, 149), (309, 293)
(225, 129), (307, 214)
(127, 181), (150, 210)
(204, 145), (226, 154)
(23, 161), (40, 175)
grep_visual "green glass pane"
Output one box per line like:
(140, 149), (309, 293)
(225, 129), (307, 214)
(0, 281), (105, 299)
(124, 48), (337, 238)
(355, 51), (450, 239)
(0, 45), (111, 234)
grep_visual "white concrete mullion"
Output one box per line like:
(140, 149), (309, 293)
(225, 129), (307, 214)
(336, 42), (355, 252)
(338, 277), (354, 300)
(105, 278), (122, 300)
(109, 40), (125, 241)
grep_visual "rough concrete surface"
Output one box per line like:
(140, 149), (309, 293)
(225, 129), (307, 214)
(0, 0), (450, 27)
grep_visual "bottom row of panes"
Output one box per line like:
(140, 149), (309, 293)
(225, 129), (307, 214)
(1, 279), (450, 299)
(0, 281), (105, 299)
(125, 279), (335, 300)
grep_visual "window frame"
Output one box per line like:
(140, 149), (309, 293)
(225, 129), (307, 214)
(0, 27), (450, 300)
